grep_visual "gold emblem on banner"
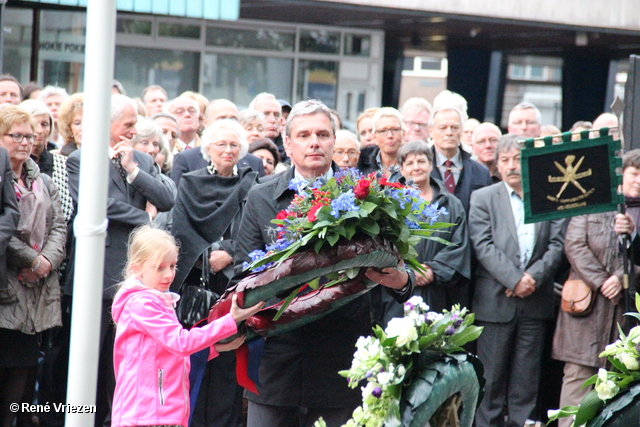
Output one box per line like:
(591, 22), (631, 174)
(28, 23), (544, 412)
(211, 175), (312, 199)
(547, 155), (595, 205)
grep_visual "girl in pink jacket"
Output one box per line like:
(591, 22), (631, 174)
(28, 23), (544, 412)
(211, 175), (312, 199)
(110, 226), (263, 427)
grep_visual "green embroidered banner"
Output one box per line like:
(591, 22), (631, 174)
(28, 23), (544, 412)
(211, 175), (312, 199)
(521, 128), (623, 223)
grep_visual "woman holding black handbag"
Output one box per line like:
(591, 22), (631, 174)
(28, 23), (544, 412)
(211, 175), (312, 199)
(171, 118), (258, 427)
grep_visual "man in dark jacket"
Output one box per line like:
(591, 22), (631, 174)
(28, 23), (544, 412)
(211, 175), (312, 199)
(234, 99), (413, 427)
(66, 94), (175, 427)
(428, 105), (492, 213)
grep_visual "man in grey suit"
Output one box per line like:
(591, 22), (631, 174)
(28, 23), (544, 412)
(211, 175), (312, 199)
(469, 134), (565, 427)
(66, 94), (175, 426)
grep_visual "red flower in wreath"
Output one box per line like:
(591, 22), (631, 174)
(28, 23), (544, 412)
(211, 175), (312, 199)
(307, 201), (327, 222)
(354, 179), (372, 200)
(378, 177), (403, 189)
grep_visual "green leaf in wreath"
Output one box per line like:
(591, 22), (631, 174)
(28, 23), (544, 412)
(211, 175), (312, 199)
(359, 218), (380, 236)
(382, 203), (398, 219)
(573, 389), (605, 426)
(307, 277), (321, 290)
(451, 325), (484, 347)
(327, 233), (340, 247)
(345, 267), (360, 279)
(312, 220), (334, 229)
(359, 201), (377, 214)
(345, 224), (357, 240)
(582, 373), (599, 388)
(333, 225), (347, 237)
(314, 239), (324, 253)
(272, 285), (302, 321)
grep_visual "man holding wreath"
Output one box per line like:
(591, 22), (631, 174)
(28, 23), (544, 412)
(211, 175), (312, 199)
(233, 99), (414, 427)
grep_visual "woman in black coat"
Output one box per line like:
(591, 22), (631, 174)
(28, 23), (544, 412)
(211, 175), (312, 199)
(171, 118), (258, 427)
(372, 140), (471, 326)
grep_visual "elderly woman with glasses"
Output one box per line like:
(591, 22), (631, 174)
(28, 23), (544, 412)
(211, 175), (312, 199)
(0, 106), (66, 427)
(171, 118), (259, 427)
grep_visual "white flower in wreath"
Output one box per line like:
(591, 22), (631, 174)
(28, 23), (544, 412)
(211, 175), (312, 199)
(385, 317), (418, 347)
(426, 311), (443, 323)
(595, 368), (620, 401)
(377, 371), (395, 386)
(407, 309), (425, 327)
(628, 325), (640, 344)
(617, 352), (640, 371)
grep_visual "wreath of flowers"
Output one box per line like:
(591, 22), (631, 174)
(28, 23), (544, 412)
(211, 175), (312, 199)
(314, 296), (483, 427)
(243, 168), (453, 319)
(548, 294), (640, 426)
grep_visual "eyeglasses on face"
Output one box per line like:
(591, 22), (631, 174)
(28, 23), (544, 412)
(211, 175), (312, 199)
(405, 121), (428, 129)
(5, 133), (35, 143)
(374, 127), (402, 136)
(213, 142), (240, 151)
(334, 150), (359, 158)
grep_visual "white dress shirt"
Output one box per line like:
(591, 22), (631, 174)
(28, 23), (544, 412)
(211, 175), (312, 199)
(505, 182), (535, 270)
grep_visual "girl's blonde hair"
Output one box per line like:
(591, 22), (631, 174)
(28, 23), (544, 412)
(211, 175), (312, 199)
(123, 225), (179, 284)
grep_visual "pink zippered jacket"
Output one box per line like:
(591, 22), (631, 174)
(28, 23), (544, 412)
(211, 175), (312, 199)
(111, 279), (237, 427)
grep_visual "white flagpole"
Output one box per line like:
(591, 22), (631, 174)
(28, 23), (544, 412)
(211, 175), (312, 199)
(65, 0), (116, 424)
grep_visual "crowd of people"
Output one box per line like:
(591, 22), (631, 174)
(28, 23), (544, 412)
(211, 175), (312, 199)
(0, 71), (634, 427)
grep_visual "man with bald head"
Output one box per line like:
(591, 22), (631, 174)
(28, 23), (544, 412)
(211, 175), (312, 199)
(249, 92), (288, 162)
(168, 95), (201, 149)
(401, 97), (431, 142)
(205, 98), (239, 124)
(472, 122), (502, 182)
(592, 112), (619, 140)
(507, 102), (542, 138)
(171, 99), (264, 185)
(333, 130), (360, 169)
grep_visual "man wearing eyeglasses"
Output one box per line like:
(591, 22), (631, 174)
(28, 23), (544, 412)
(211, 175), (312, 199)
(507, 102), (542, 138)
(168, 96), (202, 150)
(401, 97), (432, 142)
(471, 122), (503, 183)
(332, 130), (360, 169)
(429, 105), (492, 213)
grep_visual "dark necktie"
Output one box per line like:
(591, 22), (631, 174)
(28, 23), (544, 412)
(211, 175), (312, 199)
(111, 154), (127, 182)
(444, 160), (455, 194)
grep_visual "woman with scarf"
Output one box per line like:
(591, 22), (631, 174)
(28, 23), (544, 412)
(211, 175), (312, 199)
(552, 149), (640, 427)
(171, 118), (258, 427)
(0, 106), (66, 427)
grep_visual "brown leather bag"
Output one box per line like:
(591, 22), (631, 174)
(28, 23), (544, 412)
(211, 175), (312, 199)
(561, 277), (595, 316)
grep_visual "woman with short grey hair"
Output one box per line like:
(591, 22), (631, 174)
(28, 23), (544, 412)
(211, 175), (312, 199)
(171, 118), (259, 427)
(201, 119), (249, 164)
(131, 118), (176, 230)
(131, 118), (173, 174)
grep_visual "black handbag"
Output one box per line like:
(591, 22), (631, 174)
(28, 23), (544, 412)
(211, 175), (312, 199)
(176, 250), (220, 329)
